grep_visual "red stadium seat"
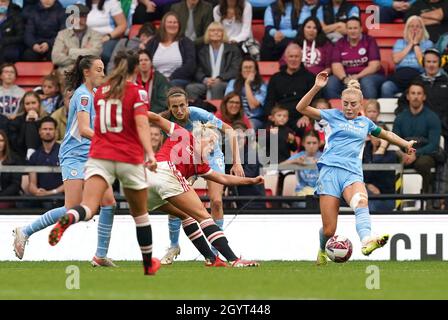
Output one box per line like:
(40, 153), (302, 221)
(206, 99), (222, 110)
(258, 61), (279, 82)
(128, 24), (142, 39)
(265, 188), (273, 209)
(252, 24), (265, 44)
(367, 23), (404, 48)
(380, 48), (395, 74)
(195, 188), (210, 208)
(15, 62), (54, 89)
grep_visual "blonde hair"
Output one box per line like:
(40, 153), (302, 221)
(404, 15), (430, 43)
(192, 121), (219, 144)
(342, 79), (363, 101)
(364, 99), (380, 113)
(204, 22), (229, 44)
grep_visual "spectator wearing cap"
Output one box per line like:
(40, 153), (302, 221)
(52, 3), (103, 74)
(107, 22), (156, 73)
(0, 0), (24, 63)
(23, 0), (66, 61)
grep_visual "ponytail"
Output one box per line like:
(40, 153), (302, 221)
(105, 50), (139, 99)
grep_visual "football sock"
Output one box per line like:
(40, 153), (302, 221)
(67, 205), (90, 225)
(22, 206), (67, 237)
(134, 213), (153, 268)
(168, 216), (181, 248)
(211, 218), (224, 256)
(355, 207), (371, 242)
(95, 205), (115, 259)
(182, 217), (215, 262)
(319, 227), (330, 251)
(200, 218), (238, 261)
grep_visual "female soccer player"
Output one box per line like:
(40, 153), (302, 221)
(295, 71), (416, 265)
(159, 87), (245, 265)
(146, 111), (261, 267)
(48, 51), (159, 276)
(13, 56), (117, 267)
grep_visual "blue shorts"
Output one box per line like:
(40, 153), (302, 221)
(315, 165), (364, 198)
(208, 154), (225, 173)
(60, 158), (86, 181)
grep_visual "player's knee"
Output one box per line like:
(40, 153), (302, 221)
(349, 192), (368, 210)
(210, 199), (223, 212)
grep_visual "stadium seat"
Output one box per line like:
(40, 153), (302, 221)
(195, 188), (210, 208)
(128, 24), (142, 39)
(206, 99), (222, 110)
(377, 98), (398, 125)
(282, 174), (297, 196)
(350, 0), (374, 11)
(258, 61), (279, 82)
(15, 62), (54, 90)
(264, 172), (278, 196)
(252, 24), (265, 44)
(265, 188), (273, 209)
(380, 48), (395, 74)
(368, 23), (404, 48)
(402, 174), (423, 211)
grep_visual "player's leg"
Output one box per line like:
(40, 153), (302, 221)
(168, 189), (259, 267)
(92, 186), (117, 267)
(158, 202), (224, 266)
(123, 187), (160, 275)
(161, 214), (182, 265)
(343, 182), (389, 256)
(207, 180), (224, 256)
(48, 175), (108, 246)
(317, 195), (340, 265)
(13, 178), (83, 259)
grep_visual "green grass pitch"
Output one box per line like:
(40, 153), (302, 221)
(0, 261), (447, 299)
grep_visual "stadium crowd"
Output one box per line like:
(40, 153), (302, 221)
(0, 0), (448, 211)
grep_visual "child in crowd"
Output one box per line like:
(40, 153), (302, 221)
(297, 98), (331, 150)
(266, 105), (297, 163)
(38, 74), (62, 114)
(281, 130), (322, 208)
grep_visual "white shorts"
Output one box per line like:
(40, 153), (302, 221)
(146, 161), (190, 211)
(84, 158), (148, 190)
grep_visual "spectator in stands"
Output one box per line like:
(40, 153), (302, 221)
(86, 0), (127, 65)
(249, 0), (274, 20)
(213, 0), (253, 45)
(374, 0), (414, 23)
(406, 0), (448, 43)
(322, 0), (359, 43)
(295, 16), (332, 75)
(133, 0), (177, 24)
(171, 0), (214, 46)
(215, 92), (252, 128)
(8, 91), (47, 161)
(23, 0), (66, 61)
(0, 129), (22, 208)
(281, 130), (321, 208)
(0, 0), (24, 63)
(228, 120), (266, 208)
(325, 17), (385, 99)
(436, 31), (448, 73)
(136, 49), (172, 113)
(119, 0), (138, 32)
(186, 22), (242, 100)
(362, 99), (398, 212)
(28, 116), (64, 209)
(393, 82), (441, 194)
(296, 97), (330, 148)
(51, 87), (71, 143)
(225, 56), (267, 129)
(265, 43), (316, 134)
(260, 0), (300, 61)
(381, 15), (433, 98)
(52, 3), (103, 74)
(37, 74), (62, 114)
(265, 104), (297, 163)
(149, 124), (163, 152)
(146, 11), (196, 87)
(298, 0), (324, 25)
(0, 63), (25, 118)
(107, 22), (156, 73)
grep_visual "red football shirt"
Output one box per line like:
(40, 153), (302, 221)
(156, 123), (212, 179)
(90, 81), (149, 164)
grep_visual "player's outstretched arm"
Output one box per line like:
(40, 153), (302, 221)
(147, 111), (172, 133)
(221, 122), (244, 177)
(203, 171), (264, 186)
(136, 114), (157, 171)
(296, 71), (328, 121)
(376, 129), (416, 154)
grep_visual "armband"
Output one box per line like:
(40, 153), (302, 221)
(371, 127), (382, 137)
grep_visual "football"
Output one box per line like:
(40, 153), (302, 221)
(325, 235), (353, 263)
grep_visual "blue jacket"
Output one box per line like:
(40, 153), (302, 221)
(24, 1), (66, 49)
(374, 0), (415, 8)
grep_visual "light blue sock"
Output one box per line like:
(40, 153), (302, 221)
(95, 206), (115, 258)
(168, 216), (182, 247)
(211, 219), (224, 256)
(319, 227), (330, 251)
(355, 207), (371, 242)
(22, 206), (67, 237)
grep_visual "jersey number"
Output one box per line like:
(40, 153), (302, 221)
(98, 99), (123, 133)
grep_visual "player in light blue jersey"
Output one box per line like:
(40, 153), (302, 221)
(295, 72), (416, 265)
(13, 56), (116, 267)
(158, 87), (245, 264)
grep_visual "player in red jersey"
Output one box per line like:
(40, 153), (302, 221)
(147, 111), (262, 267)
(48, 51), (160, 276)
